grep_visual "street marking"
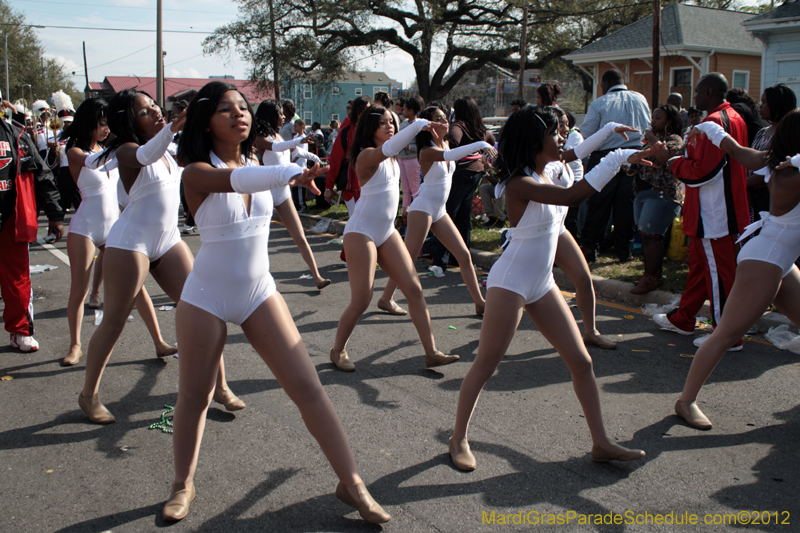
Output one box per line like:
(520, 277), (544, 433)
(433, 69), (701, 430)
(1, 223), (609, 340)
(35, 236), (70, 267)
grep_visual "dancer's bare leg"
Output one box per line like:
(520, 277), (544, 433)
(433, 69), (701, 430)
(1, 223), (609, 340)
(89, 247), (103, 307)
(133, 285), (176, 357)
(377, 232), (438, 356)
(378, 211), (432, 306)
(81, 248), (149, 397)
(555, 231), (615, 348)
(332, 233), (378, 353)
(428, 215), (484, 314)
(771, 266), (800, 326)
(66, 233), (96, 350)
(679, 260), (783, 405)
(274, 200), (329, 287)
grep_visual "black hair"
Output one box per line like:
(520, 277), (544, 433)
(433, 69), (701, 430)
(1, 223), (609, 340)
(405, 95), (424, 114)
(177, 81), (256, 167)
(395, 97), (405, 107)
(101, 89), (153, 162)
(171, 100), (188, 112)
(254, 99), (281, 138)
(548, 106), (565, 118)
(60, 97), (108, 152)
(563, 108), (577, 129)
(767, 108), (800, 171)
(656, 104), (684, 136)
(495, 104), (557, 181)
(414, 106), (443, 159)
(311, 121), (321, 130)
(281, 99), (296, 118)
(348, 105), (398, 162)
(601, 69), (624, 88)
(698, 73), (728, 99)
(537, 83), (561, 106)
(428, 100), (450, 117)
(510, 98), (526, 108)
(687, 106), (701, 116)
(452, 96), (485, 140)
(349, 95), (372, 124)
(763, 83), (797, 124)
(374, 91), (392, 108)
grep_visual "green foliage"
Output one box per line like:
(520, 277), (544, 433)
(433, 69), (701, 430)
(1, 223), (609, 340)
(0, 0), (81, 107)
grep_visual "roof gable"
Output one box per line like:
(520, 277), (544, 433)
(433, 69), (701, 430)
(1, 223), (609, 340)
(567, 3), (761, 57)
(93, 76), (271, 104)
(743, 0), (800, 25)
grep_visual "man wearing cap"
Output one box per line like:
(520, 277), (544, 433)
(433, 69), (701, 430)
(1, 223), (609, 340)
(0, 100), (63, 352)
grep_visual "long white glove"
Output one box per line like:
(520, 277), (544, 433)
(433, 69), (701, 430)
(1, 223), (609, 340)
(443, 141), (492, 161)
(693, 121), (729, 148)
(381, 119), (429, 157)
(789, 154), (800, 169)
(136, 123), (176, 166)
(583, 149), (638, 192)
(269, 136), (305, 152)
(291, 145), (321, 164)
(230, 164), (303, 194)
(574, 122), (627, 159)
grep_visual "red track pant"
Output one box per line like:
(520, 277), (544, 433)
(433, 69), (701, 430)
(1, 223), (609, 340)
(667, 235), (737, 332)
(0, 215), (34, 335)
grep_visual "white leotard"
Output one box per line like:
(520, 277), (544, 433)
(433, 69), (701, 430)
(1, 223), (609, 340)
(343, 158), (400, 247)
(262, 136), (292, 207)
(181, 153), (285, 325)
(67, 157), (120, 247)
(105, 154), (181, 261)
(487, 168), (563, 304)
(408, 160), (455, 223)
(544, 161), (574, 236)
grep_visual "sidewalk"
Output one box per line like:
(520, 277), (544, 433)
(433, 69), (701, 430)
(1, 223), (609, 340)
(299, 213), (793, 334)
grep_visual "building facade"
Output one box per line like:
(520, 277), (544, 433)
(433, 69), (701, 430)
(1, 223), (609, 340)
(743, 1), (800, 97)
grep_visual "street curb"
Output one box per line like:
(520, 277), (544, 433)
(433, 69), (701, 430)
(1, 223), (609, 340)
(298, 213), (793, 334)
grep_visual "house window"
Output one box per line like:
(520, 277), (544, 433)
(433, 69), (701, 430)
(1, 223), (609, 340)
(373, 86), (388, 97)
(332, 86), (340, 95)
(304, 111), (312, 123)
(303, 84), (312, 99)
(331, 113), (340, 122)
(355, 88), (362, 96)
(732, 70), (750, 92)
(673, 68), (692, 87)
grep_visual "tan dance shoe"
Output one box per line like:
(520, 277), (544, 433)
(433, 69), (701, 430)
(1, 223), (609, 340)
(78, 393), (115, 424)
(87, 294), (102, 309)
(425, 351), (460, 368)
(674, 399), (712, 430)
(163, 481), (196, 522)
(335, 481), (391, 523)
(449, 437), (477, 471)
(156, 343), (178, 359)
(316, 277), (332, 290)
(475, 302), (485, 316)
(583, 332), (617, 350)
(213, 388), (246, 411)
(377, 299), (407, 315)
(591, 444), (646, 462)
(62, 345), (83, 366)
(330, 348), (355, 371)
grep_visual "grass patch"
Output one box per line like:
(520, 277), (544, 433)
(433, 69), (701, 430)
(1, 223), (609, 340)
(589, 252), (688, 293)
(303, 200), (350, 220)
(470, 219), (509, 254)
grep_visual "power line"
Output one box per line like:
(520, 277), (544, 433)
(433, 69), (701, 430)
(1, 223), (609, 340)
(0, 23), (212, 34)
(11, 0), (232, 15)
(88, 44), (154, 70)
(138, 53), (205, 76)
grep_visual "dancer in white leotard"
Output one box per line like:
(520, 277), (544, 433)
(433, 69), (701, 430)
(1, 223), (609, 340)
(668, 114), (800, 430)
(78, 89), (242, 424)
(330, 105), (459, 371)
(449, 105), (658, 471)
(377, 106), (494, 316)
(253, 99), (331, 290)
(165, 82), (389, 524)
(62, 99), (177, 366)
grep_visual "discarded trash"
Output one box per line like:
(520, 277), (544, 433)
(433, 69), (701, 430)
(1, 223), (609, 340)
(641, 296), (681, 317)
(173, 353), (179, 359)
(29, 264), (59, 274)
(1, 375), (13, 381)
(44, 234), (56, 244)
(37, 297), (46, 300)
(668, 344), (676, 347)
(94, 310), (103, 325)
(623, 315), (635, 320)
(149, 405), (175, 434)
(328, 237), (344, 245)
(764, 324), (800, 354)
(449, 326), (457, 330)
(310, 220), (330, 233)
(127, 315), (134, 321)
(428, 265), (444, 278)
(158, 306), (174, 311)
(679, 353), (694, 358)
(46, 469), (53, 474)
(299, 273), (313, 279)
(481, 281), (487, 287)
(695, 316), (710, 323)
(631, 349), (649, 352)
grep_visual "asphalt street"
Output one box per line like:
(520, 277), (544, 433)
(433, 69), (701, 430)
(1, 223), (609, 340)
(1, 215), (799, 532)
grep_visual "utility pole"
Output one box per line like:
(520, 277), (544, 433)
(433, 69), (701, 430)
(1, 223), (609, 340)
(156, 0), (164, 107)
(4, 34), (9, 101)
(652, 0), (661, 110)
(268, 0), (280, 100)
(83, 42), (89, 99)
(518, 5), (528, 101)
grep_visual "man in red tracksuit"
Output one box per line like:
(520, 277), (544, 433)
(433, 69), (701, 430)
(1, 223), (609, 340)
(654, 73), (750, 350)
(0, 101), (64, 352)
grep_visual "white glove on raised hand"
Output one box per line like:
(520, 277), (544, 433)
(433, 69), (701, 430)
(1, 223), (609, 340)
(574, 122), (627, 160)
(443, 141), (493, 162)
(693, 122), (729, 148)
(230, 164), (302, 194)
(381, 119), (430, 157)
(583, 149), (638, 192)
